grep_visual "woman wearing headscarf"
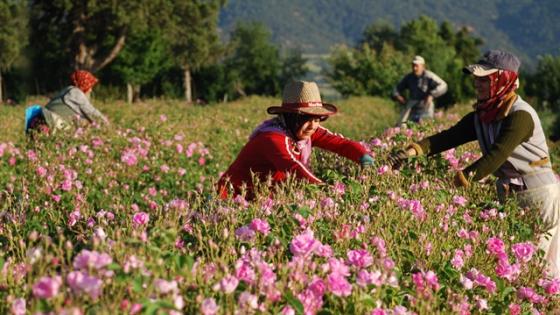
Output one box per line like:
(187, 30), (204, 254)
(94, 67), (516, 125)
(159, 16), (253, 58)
(388, 50), (560, 277)
(218, 80), (374, 200)
(25, 70), (109, 134)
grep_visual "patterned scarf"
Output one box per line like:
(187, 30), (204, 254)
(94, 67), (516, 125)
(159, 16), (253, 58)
(475, 70), (519, 123)
(70, 70), (98, 93)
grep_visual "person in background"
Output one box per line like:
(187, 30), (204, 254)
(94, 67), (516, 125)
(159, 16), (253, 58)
(25, 70), (109, 135)
(218, 80), (374, 200)
(393, 55), (448, 126)
(388, 50), (560, 277)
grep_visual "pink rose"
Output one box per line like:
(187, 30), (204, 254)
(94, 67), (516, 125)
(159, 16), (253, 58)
(540, 278), (560, 295)
(132, 212), (149, 227)
(121, 149), (138, 166)
(347, 249), (374, 269)
(511, 242), (535, 263)
(33, 276), (62, 299)
(290, 229), (320, 257)
(67, 271), (103, 299)
(249, 219), (270, 235)
(11, 298), (26, 315)
(486, 237), (506, 256)
(219, 274), (239, 294)
(200, 298), (219, 315)
(235, 226), (255, 242)
(73, 250), (112, 270)
(326, 273), (352, 297)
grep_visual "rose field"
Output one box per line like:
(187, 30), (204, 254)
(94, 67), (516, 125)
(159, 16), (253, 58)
(2, 96), (560, 314)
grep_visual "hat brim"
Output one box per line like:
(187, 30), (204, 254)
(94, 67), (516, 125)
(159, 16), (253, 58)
(267, 103), (338, 116)
(463, 64), (499, 77)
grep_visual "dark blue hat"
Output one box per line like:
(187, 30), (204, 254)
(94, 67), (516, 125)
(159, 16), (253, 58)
(463, 50), (521, 76)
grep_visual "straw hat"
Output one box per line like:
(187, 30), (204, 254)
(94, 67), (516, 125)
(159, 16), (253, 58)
(267, 81), (337, 116)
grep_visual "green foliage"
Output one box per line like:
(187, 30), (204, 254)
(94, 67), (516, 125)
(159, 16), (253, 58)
(0, 0), (28, 102)
(111, 30), (171, 87)
(192, 23), (309, 102)
(167, 0), (224, 71)
(226, 22), (282, 96)
(28, 0), (168, 92)
(0, 0), (27, 72)
(327, 16), (482, 107)
(525, 55), (560, 139)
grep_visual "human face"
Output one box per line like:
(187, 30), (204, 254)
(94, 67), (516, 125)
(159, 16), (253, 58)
(296, 117), (321, 140)
(412, 63), (425, 76)
(474, 76), (491, 101)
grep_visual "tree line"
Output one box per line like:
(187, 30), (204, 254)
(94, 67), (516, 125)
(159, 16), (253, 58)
(0, 0), (306, 104)
(1, 2), (559, 114)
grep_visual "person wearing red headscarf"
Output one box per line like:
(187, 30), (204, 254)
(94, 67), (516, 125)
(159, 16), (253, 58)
(388, 50), (560, 277)
(27, 70), (109, 134)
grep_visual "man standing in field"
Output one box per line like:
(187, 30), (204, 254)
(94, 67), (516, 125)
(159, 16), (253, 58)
(393, 55), (448, 126)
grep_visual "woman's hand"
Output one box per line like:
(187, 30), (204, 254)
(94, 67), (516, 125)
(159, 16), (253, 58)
(360, 154), (375, 168)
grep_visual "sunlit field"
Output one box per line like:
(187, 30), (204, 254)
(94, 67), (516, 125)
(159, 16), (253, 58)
(1, 96), (559, 314)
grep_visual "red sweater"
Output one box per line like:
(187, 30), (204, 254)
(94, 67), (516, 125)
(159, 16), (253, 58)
(218, 126), (368, 198)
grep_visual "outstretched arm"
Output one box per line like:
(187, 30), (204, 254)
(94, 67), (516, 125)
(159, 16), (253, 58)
(64, 88), (109, 124)
(311, 127), (368, 163)
(414, 112), (478, 155)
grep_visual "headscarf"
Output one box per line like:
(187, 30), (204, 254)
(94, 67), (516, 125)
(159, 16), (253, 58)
(70, 70), (99, 93)
(475, 69), (519, 123)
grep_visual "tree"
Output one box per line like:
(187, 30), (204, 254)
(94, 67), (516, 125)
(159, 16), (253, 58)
(226, 22), (282, 97)
(167, 0), (224, 103)
(0, 0), (28, 103)
(279, 49), (308, 85)
(29, 0), (164, 92)
(111, 30), (171, 103)
(328, 16), (483, 107)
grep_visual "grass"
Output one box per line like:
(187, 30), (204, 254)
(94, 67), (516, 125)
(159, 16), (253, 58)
(0, 96), (558, 314)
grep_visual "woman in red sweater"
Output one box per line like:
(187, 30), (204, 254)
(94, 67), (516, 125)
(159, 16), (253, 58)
(218, 81), (374, 199)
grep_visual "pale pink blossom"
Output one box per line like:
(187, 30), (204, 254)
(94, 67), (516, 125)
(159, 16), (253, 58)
(153, 279), (178, 294)
(32, 276), (62, 299)
(452, 195), (468, 206)
(219, 274), (239, 294)
(73, 250), (112, 270)
(238, 291), (258, 309)
(67, 271), (103, 299)
(11, 298), (25, 315)
(201, 298), (219, 315)
(235, 226), (255, 242)
(121, 149), (138, 166)
(249, 219), (270, 235)
(326, 273), (352, 297)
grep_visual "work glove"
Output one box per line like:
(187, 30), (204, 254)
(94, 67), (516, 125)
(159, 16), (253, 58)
(360, 154), (375, 168)
(387, 149), (410, 170)
(453, 171), (469, 188)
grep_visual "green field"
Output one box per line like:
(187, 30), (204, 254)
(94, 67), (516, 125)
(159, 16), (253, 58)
(1, 97), (559, 314)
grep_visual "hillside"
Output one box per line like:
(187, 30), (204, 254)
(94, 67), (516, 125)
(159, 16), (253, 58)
(219, 0), (560, 67)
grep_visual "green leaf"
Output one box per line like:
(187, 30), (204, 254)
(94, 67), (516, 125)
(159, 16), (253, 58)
(284, 291), (304, 315)
(133, 276), (144, 293)
(107, 263), (121, 271)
